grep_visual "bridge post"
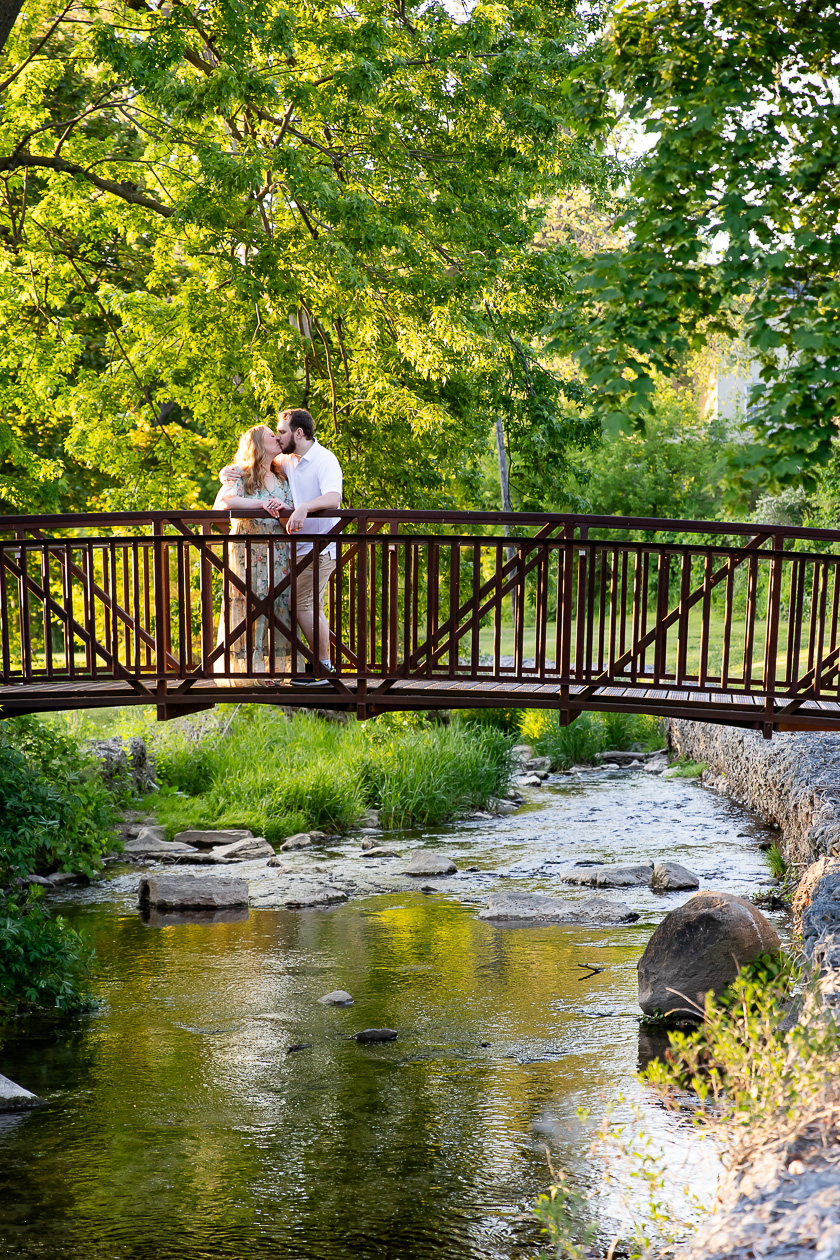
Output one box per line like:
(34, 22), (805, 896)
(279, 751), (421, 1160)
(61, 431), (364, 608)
(762, 531), (786, 739)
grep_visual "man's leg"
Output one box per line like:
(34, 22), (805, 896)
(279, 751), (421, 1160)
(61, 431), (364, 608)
(293, 558), (336, 670)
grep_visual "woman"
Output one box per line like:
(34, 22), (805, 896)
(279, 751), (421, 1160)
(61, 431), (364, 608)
(213, 425), (293, 684)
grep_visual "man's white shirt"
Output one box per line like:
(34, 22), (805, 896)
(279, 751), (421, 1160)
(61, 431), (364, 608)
(281, 441), (343, 559)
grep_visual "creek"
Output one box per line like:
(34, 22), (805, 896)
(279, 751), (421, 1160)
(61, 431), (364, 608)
(0, 767), (787, 1260)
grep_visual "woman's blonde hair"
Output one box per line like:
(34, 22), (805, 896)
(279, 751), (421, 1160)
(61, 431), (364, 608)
(233, 425), (279, 496)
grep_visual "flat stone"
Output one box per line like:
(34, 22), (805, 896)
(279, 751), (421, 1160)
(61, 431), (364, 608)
(209, 838), (275, 860)
(280, 832), (313, 851)
(123, 837), (199, 858)
(354, 1028), (398, 1043)
(525, 756), (552, 771)
(563, 862), (654, 888)
(361, 847), (399, 857)
(318, 990), (354, 1006)
(596, 749), (648, 764)
(249, 879), (348, 909)
(478, 892), (639, 925)
(0, 1072), (41, 1111)
(649, 861), (700, 892)
(137, 873), (249, 911)
(637, 891), (780, 1017)
(46, 871), (87, 885)
(26, 874), (53, 886)
(405, 851), (457, 877)
(173, 829), (254, 849)
(514, 774), (542, 788)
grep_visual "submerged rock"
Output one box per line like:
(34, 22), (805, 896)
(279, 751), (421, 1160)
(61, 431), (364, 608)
(649, 861), (700, 892)
(249, 879), (348, 909)
(563, 862), (653, 888)
(137, 873), (249, 911)
(318, 990), (354, 1006)
(479, 891), (638, 925)
(637, 891), (780, 1017)
(354, 1028), (398, 1043)
(0, 1073), (41, 1111)
(406, 852), (457, 877)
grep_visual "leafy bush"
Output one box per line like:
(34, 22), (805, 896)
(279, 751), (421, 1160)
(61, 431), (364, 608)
(452, 707), (522, 733)
(0, 716), (117, 876)
(0, 716), (119, 1015)
(0, 892), (92, 1015)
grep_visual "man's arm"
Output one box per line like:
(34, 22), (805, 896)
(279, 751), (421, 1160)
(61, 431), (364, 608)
(287, 491), (341, 533)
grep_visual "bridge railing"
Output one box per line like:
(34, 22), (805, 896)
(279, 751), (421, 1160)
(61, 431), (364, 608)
(1, 509), (840, 719)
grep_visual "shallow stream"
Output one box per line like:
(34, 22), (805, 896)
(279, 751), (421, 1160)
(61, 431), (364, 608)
(0, 769), (786, 1259)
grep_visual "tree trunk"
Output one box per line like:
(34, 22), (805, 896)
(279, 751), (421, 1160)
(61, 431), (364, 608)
(0, 0), (25, 55)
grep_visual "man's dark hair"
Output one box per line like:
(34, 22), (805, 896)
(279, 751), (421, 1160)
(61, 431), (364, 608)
(279, 407), (315, 441)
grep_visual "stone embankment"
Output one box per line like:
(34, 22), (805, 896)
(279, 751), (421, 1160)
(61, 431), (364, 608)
(667, 719), (840, 869)
(667, 720), (840, 1260)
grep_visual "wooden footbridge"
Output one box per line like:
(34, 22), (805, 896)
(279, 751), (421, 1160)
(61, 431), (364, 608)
(2, 507), (840, 735)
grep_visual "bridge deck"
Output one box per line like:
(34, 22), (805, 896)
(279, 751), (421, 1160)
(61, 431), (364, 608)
(1, 675), (838, 731)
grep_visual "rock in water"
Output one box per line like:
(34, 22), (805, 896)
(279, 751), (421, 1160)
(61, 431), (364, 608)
(354, 1028), (398, 1043)
(479, 892), (638, 925)
(649, 861), (700, 892)
(0, 1073), (41, 1111)
(563, 862), (653, 888)
(280, 833), (313, 851)
(173, 829), (254, 849)
(405, 852), (457, 877)
(249, 879), (348, 909)
(637, 891), (780, 1017)
(137, 873), (249, 911)
(318, 990), (354, 1005)
(209, 838), (275, 861)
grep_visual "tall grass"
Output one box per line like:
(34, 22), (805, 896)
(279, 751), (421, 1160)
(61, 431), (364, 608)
(518, 710), (663, 770)
(136, 708), (514, 840)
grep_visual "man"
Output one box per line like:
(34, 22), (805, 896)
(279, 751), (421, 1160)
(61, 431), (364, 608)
(277, 408), (343, 681)
(220, 407), (342, 683)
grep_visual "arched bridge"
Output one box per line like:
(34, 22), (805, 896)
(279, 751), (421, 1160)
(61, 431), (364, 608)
(1, 507), (840, 735)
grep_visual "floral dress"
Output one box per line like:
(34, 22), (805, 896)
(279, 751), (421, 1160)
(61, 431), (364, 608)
(215, 474), (294, 680)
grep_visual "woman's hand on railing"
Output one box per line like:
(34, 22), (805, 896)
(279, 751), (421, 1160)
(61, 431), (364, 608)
(264, 497), (286, 520)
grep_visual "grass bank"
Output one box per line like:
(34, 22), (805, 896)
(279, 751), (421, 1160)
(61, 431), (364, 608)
(121, 708), (516, 841)
(519, 709), (663, 770)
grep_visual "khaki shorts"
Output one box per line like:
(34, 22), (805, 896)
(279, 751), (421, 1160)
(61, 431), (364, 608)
(293, 553), (337, 616)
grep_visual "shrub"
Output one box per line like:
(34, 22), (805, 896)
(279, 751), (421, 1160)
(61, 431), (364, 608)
(0, 892), (92, 1015)
(0, 716), (117, 876)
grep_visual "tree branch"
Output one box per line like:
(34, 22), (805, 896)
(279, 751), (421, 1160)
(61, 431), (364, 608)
(0, 1), (73, 91)
(0, 153), (173, 216)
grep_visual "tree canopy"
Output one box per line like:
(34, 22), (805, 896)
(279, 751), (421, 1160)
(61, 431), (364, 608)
(551, 0), (840, 494)
(0, 0), (614, 513)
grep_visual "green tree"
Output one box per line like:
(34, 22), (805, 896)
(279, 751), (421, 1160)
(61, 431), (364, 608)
(549, 0), (840, 495)
(0, 0), (615, 513)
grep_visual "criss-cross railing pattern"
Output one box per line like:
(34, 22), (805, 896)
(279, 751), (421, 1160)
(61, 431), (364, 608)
(3, 507), (840, 731)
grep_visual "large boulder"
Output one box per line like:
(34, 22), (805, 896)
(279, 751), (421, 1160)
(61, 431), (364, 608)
(479, 891), (638, 925)
(137, 873), (249, 910)
(85, 736), (155, 794)
(637, 891), (780, 1017)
